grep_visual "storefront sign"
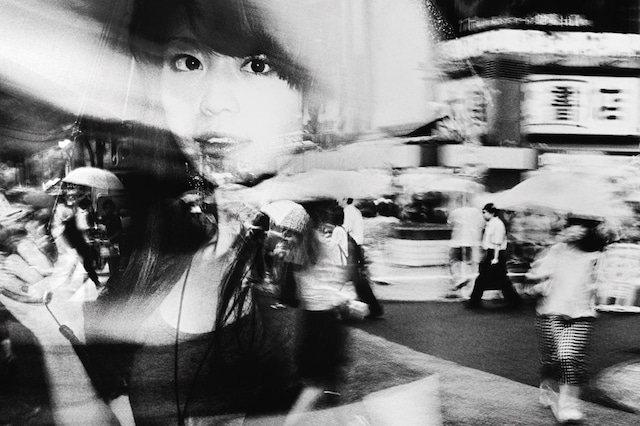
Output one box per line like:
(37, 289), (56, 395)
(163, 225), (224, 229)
(460, 13), (591, 34)
(522, 75), (640, 136)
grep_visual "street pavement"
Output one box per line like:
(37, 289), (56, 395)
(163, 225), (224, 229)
(368, 262), (453, 302)
(366, 255), (640, 424)
(2, 253), (638, 425)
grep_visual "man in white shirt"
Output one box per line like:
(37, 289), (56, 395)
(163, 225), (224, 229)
(466, 203), (522, 309)
(339, 198), (383, 318)
(342, 198), (364, 245)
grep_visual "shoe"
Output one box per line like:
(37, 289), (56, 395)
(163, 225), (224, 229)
(553, 385), (584, 424)
(539, 380), (556, 408)
(557, 406), (584, 424)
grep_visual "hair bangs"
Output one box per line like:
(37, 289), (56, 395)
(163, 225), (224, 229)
(185, 0), (312, 91)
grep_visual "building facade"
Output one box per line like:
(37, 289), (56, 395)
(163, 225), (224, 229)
(433, 1), (640, 189)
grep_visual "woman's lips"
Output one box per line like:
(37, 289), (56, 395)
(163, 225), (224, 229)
(190, 139), (239, 160)
(191, 132), (251, 157)
(195, 131), (251, 145)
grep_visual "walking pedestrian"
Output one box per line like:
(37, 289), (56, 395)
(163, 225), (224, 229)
(326, 205), (369, 320)
(447, 194), (485, 294)
(340, 198), (383, 318)
(63, 195), (101, 288)
(526, 221), (607, 424)
(275, 204), (349, 425)
(98, 199), (122, 283)
(328, 207), (349, 268)
(51, 191), (75, 256)
(466, 203), (521, 309)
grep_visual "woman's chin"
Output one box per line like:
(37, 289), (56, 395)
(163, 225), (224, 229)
(196, 159), (277, 187)
(179, 138), (286, 184)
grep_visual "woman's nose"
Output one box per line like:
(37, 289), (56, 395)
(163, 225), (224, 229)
(199, 62), (240, 117)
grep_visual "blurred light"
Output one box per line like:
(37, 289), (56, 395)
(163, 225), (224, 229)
(58, 139), (72, 149)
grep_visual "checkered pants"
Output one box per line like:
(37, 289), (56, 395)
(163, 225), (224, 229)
(535, 315), (594, 385)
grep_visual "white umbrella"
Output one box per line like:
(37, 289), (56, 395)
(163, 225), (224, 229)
(62, 167), (124, 191)
(495, 173), (630, 219)
(260, 200), (302, 225)
(237, 169), (394, 205)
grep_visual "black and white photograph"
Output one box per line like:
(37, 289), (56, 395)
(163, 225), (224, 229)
(1, 1), (640, 424)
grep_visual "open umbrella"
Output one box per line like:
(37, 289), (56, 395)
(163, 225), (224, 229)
(260, 200), (303, 225)
(235, 169), (394, 205)
(495, 172), (630, 219)
(62, 167), (123, 191)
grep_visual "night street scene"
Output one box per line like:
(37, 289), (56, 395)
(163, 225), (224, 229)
(2, 0), (640, 425)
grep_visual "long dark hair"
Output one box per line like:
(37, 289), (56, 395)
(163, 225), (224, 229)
(95, 0), (308, 337)
(83, 1), (314, 420)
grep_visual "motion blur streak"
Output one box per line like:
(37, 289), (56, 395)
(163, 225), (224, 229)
(0, 0), (439, 134)
(0, 0), (136, 123)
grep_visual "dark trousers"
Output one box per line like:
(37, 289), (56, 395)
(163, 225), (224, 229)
(75, 241), (100, 286)
(107, 256), (120, 282)
(350, 244), (383, 317)
(63, 223), (100, 286)
(468, 249), (521, 306)
(297, 309), (345, 389)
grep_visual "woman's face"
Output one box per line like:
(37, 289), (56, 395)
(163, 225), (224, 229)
(160, 17), (303, 182)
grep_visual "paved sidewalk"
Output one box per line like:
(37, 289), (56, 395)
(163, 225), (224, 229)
(366, 256), (640, 420)
(351, 330), (639, 426)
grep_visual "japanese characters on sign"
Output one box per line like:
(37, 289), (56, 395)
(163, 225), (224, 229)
(521, 75), (640, 136)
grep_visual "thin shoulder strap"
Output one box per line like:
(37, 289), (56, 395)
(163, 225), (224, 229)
(336, 226), (348, 264)
(338, 243), (348, 264)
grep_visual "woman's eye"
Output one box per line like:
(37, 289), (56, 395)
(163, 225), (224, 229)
(173, 54), (203, 71)
(241, 55), (272, 75)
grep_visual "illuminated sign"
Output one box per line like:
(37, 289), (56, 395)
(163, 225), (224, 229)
(521, 75), (640, 136)
(460, 14), (592, 34)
